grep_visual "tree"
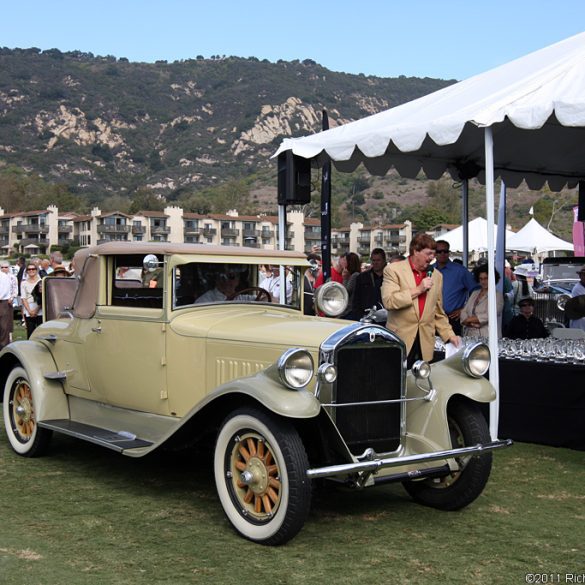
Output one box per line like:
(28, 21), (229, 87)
(398, 205), (448, 231)
(128, 189), (165, 214)
(426, 177), (461, 224)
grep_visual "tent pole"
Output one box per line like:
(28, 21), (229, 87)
(484, 127), (500, 441)
(462, 180), (469, 268)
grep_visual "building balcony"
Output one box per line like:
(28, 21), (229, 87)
(97, 225), (131, 234)
(184, 226), (201, 236)
(358, 235), (371, 244)
(221, 228), (240, 237)
(12, 224), (49, 234)
(243, 228), (261, 238)
(132, 225), (146, 234)
(151, 226), (171, 235)
(202, 228), (217, 237)
(374, 236), (384, 245)
(20, 237), (47, 247)
(57, 225), (73, 233)
(0, 227), (9, 235)
(304, 231), (322, 241)
(358, 245), (371, 256)
(243, 241), (261, 248)
(97, 235), (130, 244)
(260, 230), (274, 239)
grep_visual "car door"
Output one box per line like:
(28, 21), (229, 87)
(81, 254), (169, 415)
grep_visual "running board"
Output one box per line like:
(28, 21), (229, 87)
(38, 419), (153, 452)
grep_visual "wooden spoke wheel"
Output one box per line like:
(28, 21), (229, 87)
(402, 400), (492, 510)
(214, 408), (311, 545)
(3, 367), (52, 457)
(229, 431), (282, 521)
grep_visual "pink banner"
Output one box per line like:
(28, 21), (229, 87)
(573, 206), (585, 256)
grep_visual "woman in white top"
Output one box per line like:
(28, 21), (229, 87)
(21, 263), (42, 338)
(460, 263), (504, 338)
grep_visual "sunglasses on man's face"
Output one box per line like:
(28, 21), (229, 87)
(436, 249), (450, 254)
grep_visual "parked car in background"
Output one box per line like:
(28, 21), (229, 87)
(0, 243), (510, 545)
(533, 257), (584, 327)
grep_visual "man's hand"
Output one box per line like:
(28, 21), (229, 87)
(448, 335), (461, 347)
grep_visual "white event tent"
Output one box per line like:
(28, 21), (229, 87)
(506, 217), (574, 254)
(441, 217), (515, 254)
(273, 32), (585, 438)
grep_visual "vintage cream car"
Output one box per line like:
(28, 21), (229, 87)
(1, 242), (510, 545)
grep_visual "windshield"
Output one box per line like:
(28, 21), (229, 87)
(173, 262), (302, 310)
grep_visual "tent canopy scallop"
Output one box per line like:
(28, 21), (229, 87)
(273, 32), (585, 191)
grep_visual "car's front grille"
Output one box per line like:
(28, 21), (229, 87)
(320, 325), (405, 457)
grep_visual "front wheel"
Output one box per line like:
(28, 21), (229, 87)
(402, 400), (492, 510)
(3, 366), (52, 457)
(214, 408), (311, 545)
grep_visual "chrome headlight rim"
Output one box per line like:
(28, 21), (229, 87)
(317, 362), (337, 384)
(411, 360), (431, 380)
(314, 281), (349, 317)
(462, 341), (491, 378)
(277, 348), (314, 390)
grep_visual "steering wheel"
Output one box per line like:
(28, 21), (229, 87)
(228, 287), (272, 302)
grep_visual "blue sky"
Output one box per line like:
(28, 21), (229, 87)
(1, 1), (584, 80)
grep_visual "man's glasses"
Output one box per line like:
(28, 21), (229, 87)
(436, 250), (450, 254)
(27, 268), (37, 272)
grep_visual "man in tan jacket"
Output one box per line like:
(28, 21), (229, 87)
(382, 233), (460, 367)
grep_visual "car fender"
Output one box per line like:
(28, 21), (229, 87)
(195, 364), (322, 420)
(404, 360), (495, 455)
(0, 340), (69, 421)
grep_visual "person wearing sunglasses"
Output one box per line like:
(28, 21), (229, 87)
(20, 264), (43, 338)
(196, 265), (255, 304)
(434, 240), (479, 335)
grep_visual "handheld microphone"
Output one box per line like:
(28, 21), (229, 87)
(426, 266), (434, 278)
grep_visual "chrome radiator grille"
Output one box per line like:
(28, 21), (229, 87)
(320, 325), (405, 457)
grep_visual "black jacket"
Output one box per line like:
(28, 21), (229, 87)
(350, 269), (384, 320)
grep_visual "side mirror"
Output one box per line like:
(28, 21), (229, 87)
(143, 254), (161, 273)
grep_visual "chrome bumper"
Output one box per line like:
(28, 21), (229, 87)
(306, 439), (512, 480)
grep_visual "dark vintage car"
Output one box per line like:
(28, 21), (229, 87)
(1, 243), (510, 545)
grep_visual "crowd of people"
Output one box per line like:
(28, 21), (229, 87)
(303, 235), (585, 365)
(0, 251), (71, 347)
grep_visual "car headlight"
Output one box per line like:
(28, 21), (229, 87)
(277, 348), (314, 389)
(314, 281), (348, 317)
(411, 360), (431, 380)
(462, 342), (491, 378)
(317, 362), (337, 383)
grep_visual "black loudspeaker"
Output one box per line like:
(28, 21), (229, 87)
(277, 151), (311, 205)
(579, 181), (585, 222)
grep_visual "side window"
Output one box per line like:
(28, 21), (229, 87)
(111, 254), (164, 309)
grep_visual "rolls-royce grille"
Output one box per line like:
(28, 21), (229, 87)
(334, 344), (403, 456)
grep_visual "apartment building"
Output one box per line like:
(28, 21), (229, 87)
(0, 205), (412, 259)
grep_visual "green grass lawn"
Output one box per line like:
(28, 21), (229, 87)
(2, 320), (584, 584)
(0, 426), (583, 585)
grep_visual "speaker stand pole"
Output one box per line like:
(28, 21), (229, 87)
(321, 109), (332, 282)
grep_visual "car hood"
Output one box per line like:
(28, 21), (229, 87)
(170, 305), (348, 350)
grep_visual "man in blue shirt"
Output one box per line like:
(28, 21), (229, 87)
(434, 240), (479, 335)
